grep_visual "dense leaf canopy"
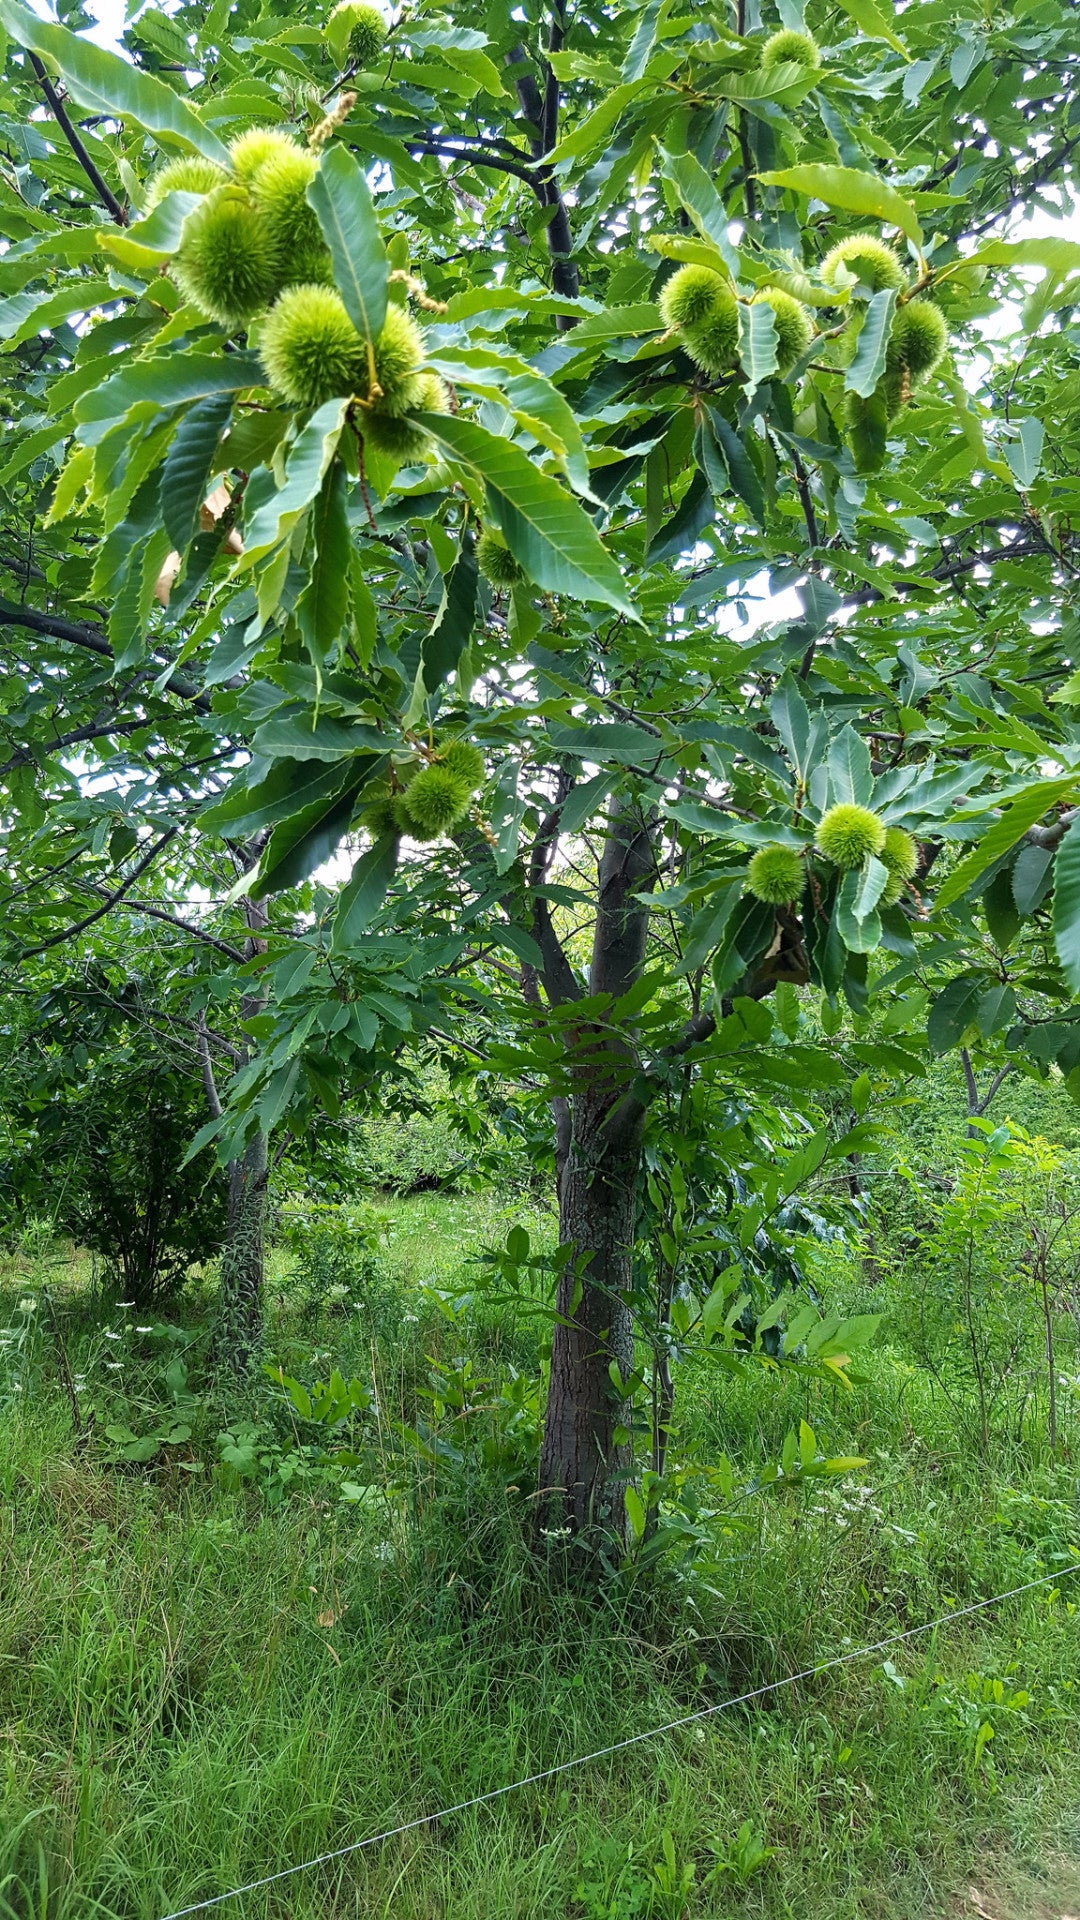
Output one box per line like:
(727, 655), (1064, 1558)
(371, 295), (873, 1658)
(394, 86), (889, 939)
(1, 0), (1079, 1158)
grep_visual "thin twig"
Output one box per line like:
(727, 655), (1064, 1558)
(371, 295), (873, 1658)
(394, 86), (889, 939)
(13, 827), (179, 961)
(91, 890), (247, 963)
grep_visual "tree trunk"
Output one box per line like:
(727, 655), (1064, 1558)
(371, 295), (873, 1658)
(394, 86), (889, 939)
(214, 1130), (267, 1369)
(536, 803), (658, 1550)
(539, 1089), (641, 1545)
(960, 1047), (1012, 1139)
(200, 877), (270, 1373)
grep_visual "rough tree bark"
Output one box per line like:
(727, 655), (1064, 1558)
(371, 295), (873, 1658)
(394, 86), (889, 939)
(196, 872), (270, 1370)
(960, 1047), (1013, 1140)
(217, 1128), (268, 1366)
(536, 804), (658, 1546)
(523, 797), (811, 1549)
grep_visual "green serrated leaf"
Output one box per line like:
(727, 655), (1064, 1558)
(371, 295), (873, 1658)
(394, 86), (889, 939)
(331, 836), (399, 953)
(836, 869), (882, 952)
(202, 758), (360, 835)
(159, 392), (233, 550)
(0, 276), (118, 349)
(74, 352), (261, 444)
(935, 778), (1077, 911)
(660, 150), (742, 278)
(417, 534), (478, 699)
(833, 0), (909, 58)
(296, 460), (350, 665)
(844, 288), (898, 397)
(0, 0), (228, 160)
(706, 411), (765, 525)
(425, 345), (595, 498)
(927, 975), (982, 1053)
(847, 383), (889, 473)
(242, 400), (348, 561)
(1053, 820), (1080, 993)
(853, 853), (888, 920)
(416, 413), (636, 618)
(1004, 417), (1044, 490)
(624, 1485), (646, 1541)
(251, 764), (379, 899)
(826, 725), (874, 807)
(758, 163), (923, 247)
(737, 299), (779, 397)
(306, 144), (388, 352)
(103, 189), (204, 260)
(646, 469), (712, 564)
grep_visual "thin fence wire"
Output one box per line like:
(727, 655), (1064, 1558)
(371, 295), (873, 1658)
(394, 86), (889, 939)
(158, 1559), (1080, 1920)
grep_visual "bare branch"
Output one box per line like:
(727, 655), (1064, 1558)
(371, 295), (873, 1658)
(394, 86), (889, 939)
(13, 827), (179, 961)
(196, 1010), (224, 1121)
(1, 603), (214, 712)
(90, 890), (247, 964)
(27, 52), (127, 225)
(403, 138), (538, 185)
(960, 1045), (980, 1117)
(505, 37), (579, 317)
(0, 714), (145, 780)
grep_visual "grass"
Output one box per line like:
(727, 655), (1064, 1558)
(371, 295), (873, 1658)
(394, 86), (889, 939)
(0, 1185), (1078, 1920)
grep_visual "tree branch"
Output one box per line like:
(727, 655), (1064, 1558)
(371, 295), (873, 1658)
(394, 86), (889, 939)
(1024, 805), (1080, 849)
(27, 53), (127, 225)
(12, 827), (179, 961)
(0, 713), (145, 780)
(90, 890), (247, 963)
(527, 774), (582, 1005)
(843, 537), (1056, 610)
(404, 138), (538, 185)
(505, 36), (580, 319)
(196, 1010), (224, 1121)
(978, 1063), (1013, 1114)
(590, 803), (659, 1002)
(960, 1045), (980, 1115)
(1, 602), (214, 712)
(960, 131), (1080, 243)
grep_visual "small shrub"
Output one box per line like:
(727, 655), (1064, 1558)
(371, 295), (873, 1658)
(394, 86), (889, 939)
(3, 1055), (226, 1308)
(276, 1196), (396, 1331)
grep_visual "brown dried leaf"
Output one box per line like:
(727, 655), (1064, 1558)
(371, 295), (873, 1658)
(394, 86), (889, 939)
(153, 550), (182, 608)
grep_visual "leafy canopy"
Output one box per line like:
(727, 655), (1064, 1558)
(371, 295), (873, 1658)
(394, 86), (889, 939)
(0, 0), (1079, 1150)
